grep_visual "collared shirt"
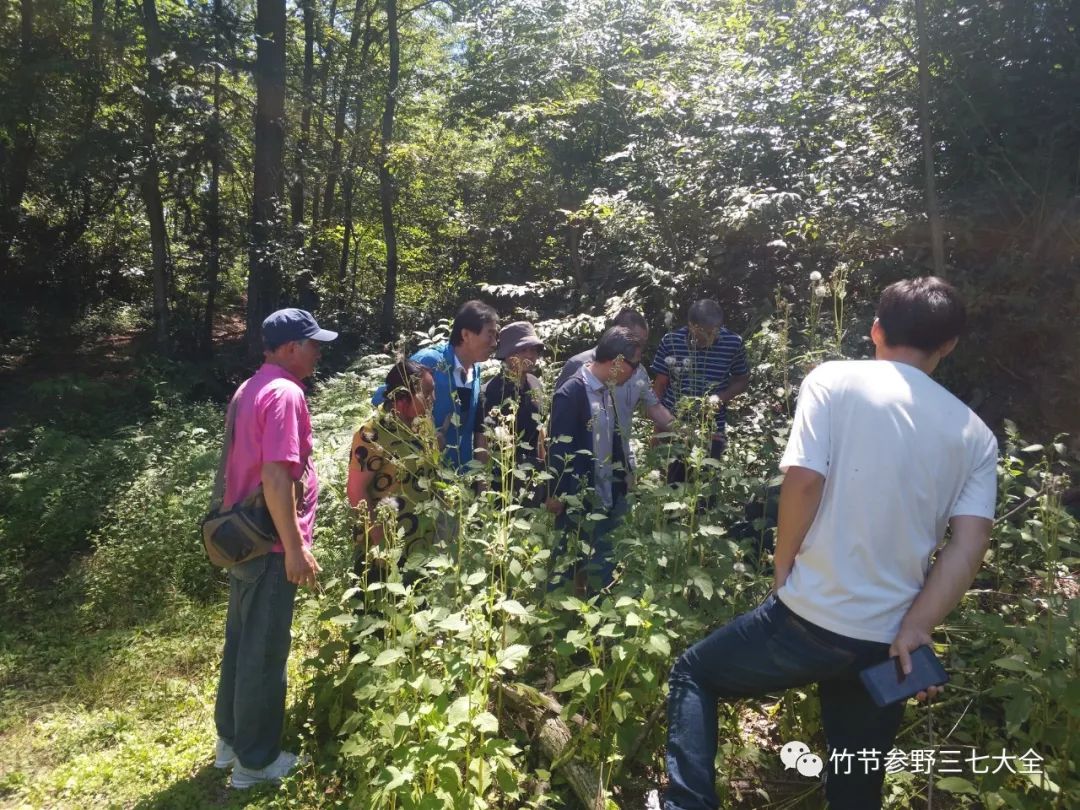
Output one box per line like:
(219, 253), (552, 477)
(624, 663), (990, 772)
(451, 351), (475, 414)
(452, 352), (474, 386)
(556, 348), (659, 469)
(581, 365), (630, 509)
(223, 362), (319, 550)
(650, 326), (749, 434)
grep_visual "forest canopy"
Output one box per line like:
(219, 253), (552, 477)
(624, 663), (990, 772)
(1, 0), (1077, 434)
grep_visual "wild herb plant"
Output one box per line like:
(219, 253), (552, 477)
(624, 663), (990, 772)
(4, 299), (1074, 809)
(292, 304), (1077, 809)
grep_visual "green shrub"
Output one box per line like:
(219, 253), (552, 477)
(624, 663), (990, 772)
(80, 403), (226, 624)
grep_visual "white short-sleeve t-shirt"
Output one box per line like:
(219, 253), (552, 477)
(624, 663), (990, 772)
(777, 360), (998, 644)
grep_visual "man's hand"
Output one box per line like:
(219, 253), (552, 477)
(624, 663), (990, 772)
(285, 545), (322, 589)
(889, 624), (942, 702)
(262, 461), (319, 589)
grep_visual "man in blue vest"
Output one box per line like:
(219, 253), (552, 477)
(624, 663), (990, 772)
(375, 300), (498, 470)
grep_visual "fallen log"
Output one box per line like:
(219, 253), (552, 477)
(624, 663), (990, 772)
(495, 681), (615, 810)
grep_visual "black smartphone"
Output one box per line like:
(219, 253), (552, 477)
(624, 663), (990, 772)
(859, 645), (949, 708)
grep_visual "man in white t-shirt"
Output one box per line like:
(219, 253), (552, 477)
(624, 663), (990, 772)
(664, 277), (998, 810)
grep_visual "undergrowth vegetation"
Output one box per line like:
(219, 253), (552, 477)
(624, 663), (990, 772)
(1, 294), (1077, 809)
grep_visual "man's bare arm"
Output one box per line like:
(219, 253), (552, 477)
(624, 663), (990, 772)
(652, 372), (670, 402)
(891, 515), (992, 674)
(772, 465), (826, 590)
(646, 402), (674, 432)
(263, 461), (321, 587)
(719, 372), (750, 403)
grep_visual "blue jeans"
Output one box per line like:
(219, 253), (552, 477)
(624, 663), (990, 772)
(665, 594), (906, 810)
(214, 552), (298, 769)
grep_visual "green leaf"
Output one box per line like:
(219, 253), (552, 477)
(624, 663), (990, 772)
(936, 777), (977, 794)
(447, 695), (472, 728)
(1005, 692), (1033, 729)
(473, 711), (499, 733)
(497, 598), (530, 618)
(992, 656), (1029, 672)
(437, 613), (470, 633)
(373, 649), (405, 667)
(647, 633), (671, 657)
(552, 670), (586, 693)
(495, 644), (530, 673)
(465, 571), (487, 586)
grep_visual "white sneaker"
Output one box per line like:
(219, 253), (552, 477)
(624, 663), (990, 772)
(214, 738), (237, 769)
(230, 750), (305, 789)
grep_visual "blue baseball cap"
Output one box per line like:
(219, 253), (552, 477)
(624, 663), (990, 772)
(262, 308), (338, 347)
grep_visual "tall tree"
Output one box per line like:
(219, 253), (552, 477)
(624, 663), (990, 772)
(309, 0), (339, 230)
(202, 0), (225, 355)
(139, 0), (170, 350)
(320, 0), (373, 226)
(378, 0), (399, 341)
(914, 0), (945, 275)
(290, 0), (315, 234)
(246, 0), (288, 355)
(0, 0), (37, 280)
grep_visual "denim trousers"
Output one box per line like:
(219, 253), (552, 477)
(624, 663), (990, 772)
(665, 594), (906, 810)
(214, 552), (298, 770)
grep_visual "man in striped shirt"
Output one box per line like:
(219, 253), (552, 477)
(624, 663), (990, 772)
(651, 299), (750, 483)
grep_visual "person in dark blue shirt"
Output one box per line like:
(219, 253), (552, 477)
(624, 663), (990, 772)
(651, 299), (750, 484)
(547, 326), (643, 593)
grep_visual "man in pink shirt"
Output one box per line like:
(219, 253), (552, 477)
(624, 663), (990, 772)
(213, 308), (336, 789)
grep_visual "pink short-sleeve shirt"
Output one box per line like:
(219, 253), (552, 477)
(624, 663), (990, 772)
(223, 363), (319, 551)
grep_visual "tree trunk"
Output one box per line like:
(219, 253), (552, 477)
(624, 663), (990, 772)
(320, 0), (371, 226)
(85, 0), (105, 129)
(0, 0), (38, 280)
(378, 0), (399, 342)
(914, 0), (945, 275)
(494, 683), (608, 810)
(203, 0), (224, 356)
(140, 0), (170, 352)
(246, 0), (287, 357)
(308, 0), (338, 236)
(289, 0), (315, 234)
(336, 30), (377, 288)
(337, 170), (353, 282)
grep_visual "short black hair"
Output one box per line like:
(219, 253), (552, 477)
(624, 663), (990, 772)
(876, 276), (966, 352)
(688, 299), (724, 328)
(450, 300), (499, 346)
(594, 326), (643, 363)
(384, 358), (429, 406)
(610, 308), (648, 333)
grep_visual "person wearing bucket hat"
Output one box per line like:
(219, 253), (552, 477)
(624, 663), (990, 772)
(476, 322), (547, 502)
(212, 307), (336, 788)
